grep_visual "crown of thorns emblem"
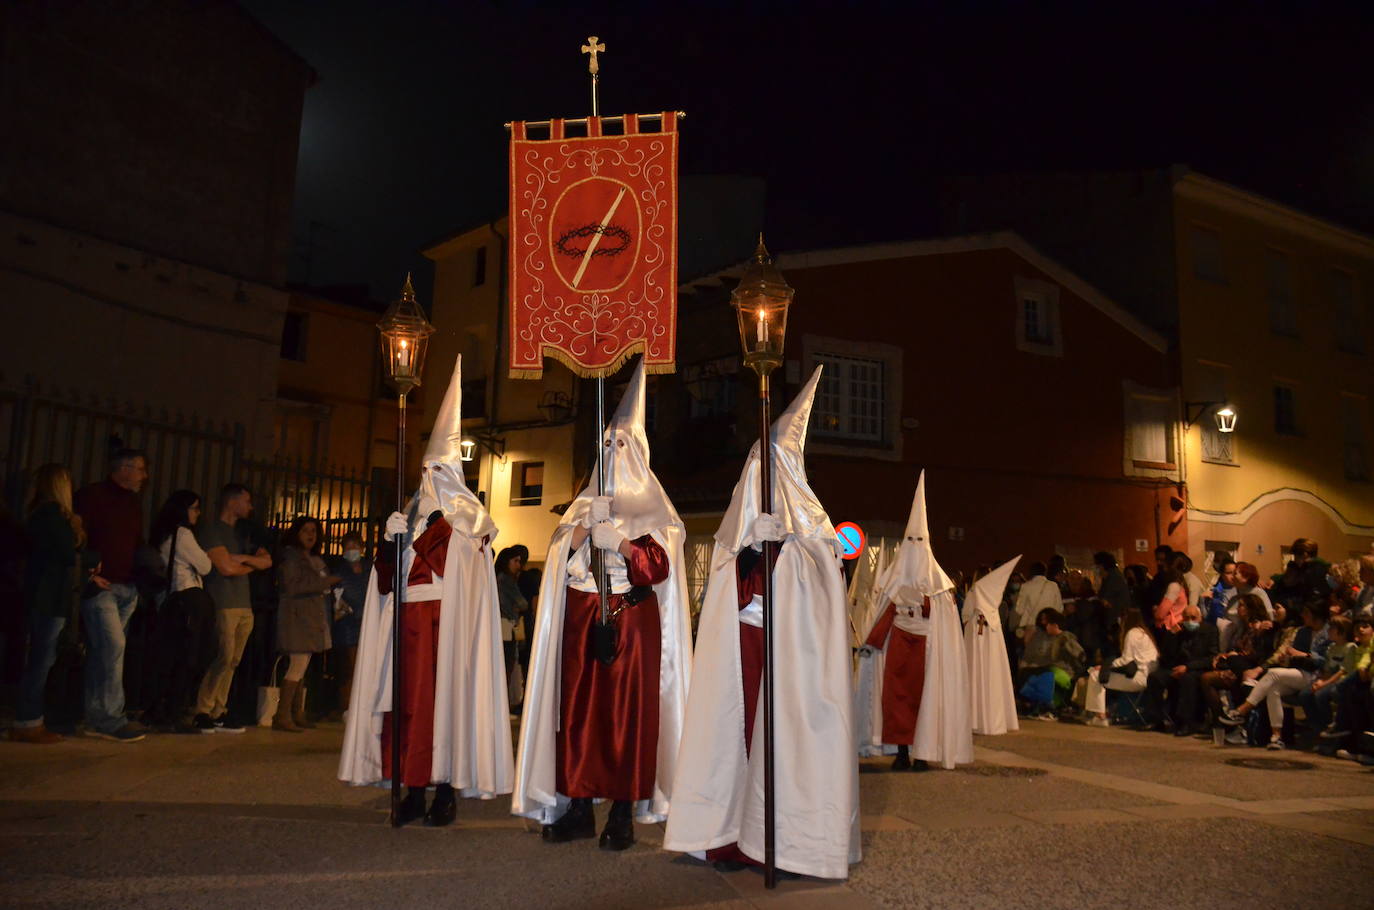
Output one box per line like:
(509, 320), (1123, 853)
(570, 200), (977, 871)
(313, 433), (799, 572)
(556, 223), (632, 258)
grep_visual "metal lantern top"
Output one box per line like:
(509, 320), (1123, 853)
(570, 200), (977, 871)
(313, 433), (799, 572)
(1215, 405), (1237, 433)
(377, 273), (435, 394)
(731, 235), (794, 375)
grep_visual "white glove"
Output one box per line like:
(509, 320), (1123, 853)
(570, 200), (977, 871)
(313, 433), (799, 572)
(589, 495), (613, 524)
(591, 520), (627, 552)
(753, 513), (785, 543)
(383, 511), (408, 541)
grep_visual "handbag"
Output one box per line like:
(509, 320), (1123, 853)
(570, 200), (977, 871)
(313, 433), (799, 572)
(257, 656), (286, 727)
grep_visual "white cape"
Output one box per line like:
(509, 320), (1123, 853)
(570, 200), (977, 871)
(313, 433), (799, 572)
(962, 556), (1020, 736)
(511, 521), (693, 824)
(856, 589), (973, 768)
(338, 522), (514, 797)
(663, 536), (861, 880)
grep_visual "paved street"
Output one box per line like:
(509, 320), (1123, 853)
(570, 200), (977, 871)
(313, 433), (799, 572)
(3, 719), (1373, 909)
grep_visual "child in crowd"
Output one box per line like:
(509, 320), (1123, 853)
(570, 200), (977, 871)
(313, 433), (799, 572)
(1302, 615), (1352, 733)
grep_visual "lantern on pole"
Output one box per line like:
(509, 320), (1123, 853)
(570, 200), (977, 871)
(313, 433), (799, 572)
(376, 273), (434, 827)
(730, 235), (793, 889)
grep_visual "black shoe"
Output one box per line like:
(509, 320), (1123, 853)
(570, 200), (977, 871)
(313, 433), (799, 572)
(713, 859), (750, 873)
(193, 713), (217, 734)
(395, 787), (427, 826)
(910, 759), (931, 772)
(891, 753), (911, 771)
(543, 798), (595, 843)
(424, 784), (457, 827)
(599, 800), (635, 851)
(212, 715), (247, 735)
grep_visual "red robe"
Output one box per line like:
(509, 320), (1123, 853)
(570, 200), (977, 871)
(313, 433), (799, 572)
(374, 517), (453, 788)
(557, 535), (670, 801)
(866, 598), (930, 745)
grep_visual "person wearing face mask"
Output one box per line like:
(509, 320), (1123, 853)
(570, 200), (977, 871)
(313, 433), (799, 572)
(514, 359), (692, 853)
(1143, 604), (1218, 735)
(328, 531), (370, 718)
(339, 356), (513, 827)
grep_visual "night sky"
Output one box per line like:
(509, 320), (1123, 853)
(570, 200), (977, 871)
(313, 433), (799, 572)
(241, 0), (1374, 302)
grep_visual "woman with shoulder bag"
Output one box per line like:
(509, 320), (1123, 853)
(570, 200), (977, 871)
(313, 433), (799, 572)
(273, 516), (339, 732)
(11, 464), (99, 744)
(1084, 608), (1159, 727)
(149, 490), (217, 733)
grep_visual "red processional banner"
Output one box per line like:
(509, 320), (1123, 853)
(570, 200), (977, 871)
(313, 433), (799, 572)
(508, 113), (678, 378)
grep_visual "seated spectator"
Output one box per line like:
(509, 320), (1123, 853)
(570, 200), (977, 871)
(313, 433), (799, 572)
(1206, 557), (1238, 625)
(1231, 561), (1274, 621)
(1199, 593), (1270, 739)
(1271, 538), (1329, 614)
(1153, 569), (1188, 634)
(1016, 608), (1086, 720)
(1144, 604), (1218, 734)
(1172, 553), (1204, 612)
(1013, 563), (1063, 646)
(1063, 571), (1109, 665)
(1301, 615), (1352, 734)
(1322, 616), (1373, 751)
(1219, 600), (1331, 749)
(1358, 556), (1374, 615)
(1084, 608), (1158, 727)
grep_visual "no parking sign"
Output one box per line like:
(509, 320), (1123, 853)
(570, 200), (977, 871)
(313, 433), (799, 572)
(834, 522), (866, 560)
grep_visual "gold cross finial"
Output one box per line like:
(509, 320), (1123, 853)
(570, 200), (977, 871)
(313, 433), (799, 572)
(582, 36), (605, 74)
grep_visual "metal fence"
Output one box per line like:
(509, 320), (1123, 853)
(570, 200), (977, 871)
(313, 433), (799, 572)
(0, 383), (374, 552)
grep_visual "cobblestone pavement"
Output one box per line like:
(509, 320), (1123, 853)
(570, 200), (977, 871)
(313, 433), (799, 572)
(2, 719), (1373, 909)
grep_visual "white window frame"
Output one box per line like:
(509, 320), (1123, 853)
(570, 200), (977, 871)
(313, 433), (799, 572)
(1013, 276), (1063, 357)
(1195, 361), (1238, 467)
(802, 335), (904, 462)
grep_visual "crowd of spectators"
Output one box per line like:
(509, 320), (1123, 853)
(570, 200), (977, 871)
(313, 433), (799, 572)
(978, 538), (1374, 762)
(2, 450), (546, 746)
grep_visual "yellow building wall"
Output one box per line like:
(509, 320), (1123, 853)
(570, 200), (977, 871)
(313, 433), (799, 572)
(1173, 178), (1374, 570)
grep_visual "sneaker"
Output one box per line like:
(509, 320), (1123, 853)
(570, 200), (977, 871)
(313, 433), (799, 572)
(88, 725), (145, 743)
(1335, 749), (1356, 761)
(193, 713), (217, 734)
(1217, 709), (1245, 727)
(1266, 738), (1285, 751)
(213, 715), (246, 734)
(8, 724), (63, 744)
(1086, 715), (1110, 728)
(1319, 727), (1349, 741)
(1034, 710), (1058, 722)
(1225, 728), (1247, 745)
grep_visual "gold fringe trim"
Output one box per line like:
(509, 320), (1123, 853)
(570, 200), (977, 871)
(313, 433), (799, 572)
(508, 342), (678, 380)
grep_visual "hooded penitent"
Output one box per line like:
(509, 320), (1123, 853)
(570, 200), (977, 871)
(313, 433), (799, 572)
(856, 471), (974, 769)
(664, 366), (862, 880)
(338, 355), (513, 796)
(512, 358), (693, 824)
(962, 555), (1021, 735)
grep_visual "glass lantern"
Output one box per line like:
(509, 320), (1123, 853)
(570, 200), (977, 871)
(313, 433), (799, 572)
(1215, 405), (1237, 434)
(377, 273), (435, 395)
(731, 235), (794, 375)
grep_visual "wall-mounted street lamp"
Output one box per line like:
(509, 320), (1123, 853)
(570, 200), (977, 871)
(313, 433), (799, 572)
(459, 433), (506, 462)
(1185, 400), (1237, 434)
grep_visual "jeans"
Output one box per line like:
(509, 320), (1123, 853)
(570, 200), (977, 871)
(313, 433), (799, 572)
(16, 613), (67, 726)
(81, 583), (139, 733)
(1300, 676), (1347, 731)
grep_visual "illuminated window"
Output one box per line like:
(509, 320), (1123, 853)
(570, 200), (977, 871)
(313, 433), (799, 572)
(1126, 393), (1176, 467)
(510, 461), (544, 506)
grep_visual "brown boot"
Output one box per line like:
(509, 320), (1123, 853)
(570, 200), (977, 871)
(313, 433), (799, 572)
(273, 680), (303, 733)
(9, 724), (62, 744)
(292, 680), (315, 729)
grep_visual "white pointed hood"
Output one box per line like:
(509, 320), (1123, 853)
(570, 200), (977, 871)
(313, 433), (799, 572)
(715, 365), (836, 555)
(561, 358), (681, 540)
(966, 555), (1020, 631)
(418, 355), (497, 540)
(877, 471), (953, 605)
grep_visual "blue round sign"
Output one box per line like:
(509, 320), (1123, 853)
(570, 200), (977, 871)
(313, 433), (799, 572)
(834, 522), (866, 560)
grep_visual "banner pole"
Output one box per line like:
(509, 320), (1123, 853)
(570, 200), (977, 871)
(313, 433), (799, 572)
(582, 35), (612, 630)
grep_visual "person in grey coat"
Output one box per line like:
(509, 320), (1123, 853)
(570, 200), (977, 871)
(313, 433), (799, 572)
(274, 516), (338, 732)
